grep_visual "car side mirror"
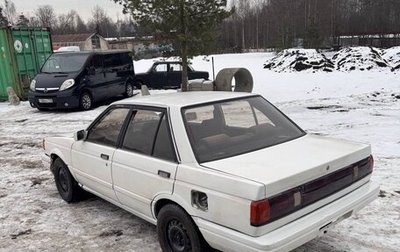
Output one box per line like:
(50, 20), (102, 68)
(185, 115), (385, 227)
(74, 130), (87, 141)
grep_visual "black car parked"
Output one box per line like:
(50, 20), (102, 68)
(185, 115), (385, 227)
(28, 50), (135, 110)
(135, 61), (209, 89)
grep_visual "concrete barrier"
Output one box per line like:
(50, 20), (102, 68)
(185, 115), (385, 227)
(188, 79), (214, 91)
(214, 68), (253, 92)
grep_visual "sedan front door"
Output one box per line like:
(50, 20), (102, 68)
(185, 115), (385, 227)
(71, 106), (130, 202)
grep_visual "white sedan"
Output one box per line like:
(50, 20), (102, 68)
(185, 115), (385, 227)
(42, 91), (379, 252)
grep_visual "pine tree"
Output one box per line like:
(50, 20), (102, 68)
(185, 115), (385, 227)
(113, 0), (233, 91)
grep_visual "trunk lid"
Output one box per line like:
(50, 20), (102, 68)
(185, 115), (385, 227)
(202, 134), (371, 198)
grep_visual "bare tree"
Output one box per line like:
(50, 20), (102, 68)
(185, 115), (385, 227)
(57, 10), (77, 34)
(35, 5), (57, 28)
(0, 7), (8, 26)
(2, 0), (16, 24)
(87, 5), (115, 37)
(75, 14), (88, 33)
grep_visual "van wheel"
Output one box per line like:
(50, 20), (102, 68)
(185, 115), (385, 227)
(157, 204), (209, 252)
(125, 82), (134, 97)
(80, 93), (92, 110)
(52, 158), (83, 203)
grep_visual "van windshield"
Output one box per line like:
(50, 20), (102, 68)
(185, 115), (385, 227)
(41, 53), (89, 73)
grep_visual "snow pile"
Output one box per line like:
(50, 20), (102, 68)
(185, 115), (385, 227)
(332, 47), (389, 71)
(382, 46), (400, 71)
(263, 49), (334, 73)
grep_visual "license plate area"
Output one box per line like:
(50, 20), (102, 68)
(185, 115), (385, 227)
(318, 210), (353, 236)
(38, 98), (53, 103)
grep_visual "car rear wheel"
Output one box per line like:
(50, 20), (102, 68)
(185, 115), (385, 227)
(157, 204), (209, 252)
(80, 92), (92, 110)
(52, 158), (83, 203)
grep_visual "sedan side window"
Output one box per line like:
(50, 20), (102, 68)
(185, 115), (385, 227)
(169, 63), (182, 72)
(154, 64), (167, 72)
(122, 109), (176, 162)
(153, 116), (176, 162)
(122, 110), (163, 155)
(86, 108), (130, 147)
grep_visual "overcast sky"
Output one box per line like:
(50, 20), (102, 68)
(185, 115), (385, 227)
(11, 0), (126, 21)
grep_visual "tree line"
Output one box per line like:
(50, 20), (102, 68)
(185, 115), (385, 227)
(0, 1), (135, 37)
(218, 0), (400, 51)
(2, 0), (400, 52)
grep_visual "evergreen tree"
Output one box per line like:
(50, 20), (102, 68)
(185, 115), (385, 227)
(113, 0), (233, 91)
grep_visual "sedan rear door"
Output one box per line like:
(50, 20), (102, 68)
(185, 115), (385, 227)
(111, 107), (178, 218)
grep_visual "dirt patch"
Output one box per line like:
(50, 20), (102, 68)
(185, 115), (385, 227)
(10, 229), (32, 239)
(99, 229), (124, 237)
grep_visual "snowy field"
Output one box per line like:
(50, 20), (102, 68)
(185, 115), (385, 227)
(0, 53), (399, 251)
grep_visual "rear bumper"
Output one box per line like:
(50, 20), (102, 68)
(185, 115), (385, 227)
(196, 181), (379, 252)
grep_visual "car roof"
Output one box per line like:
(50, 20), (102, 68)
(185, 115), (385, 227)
(113, 91), (257, 108)
(54, 50), (131, 56)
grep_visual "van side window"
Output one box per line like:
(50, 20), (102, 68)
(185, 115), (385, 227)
(86, 108), (130, 147)
(90, 55), (103, 68)
(120, 53), (132, 65)
(104, 54), (122, 68)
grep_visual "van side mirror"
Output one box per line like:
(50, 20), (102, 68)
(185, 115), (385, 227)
(74, 130), (87, 141)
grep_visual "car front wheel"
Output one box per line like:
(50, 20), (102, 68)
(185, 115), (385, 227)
(157, 204), (209, 252)
(52, 158), (83, 203)
(80, 92), (93, 110)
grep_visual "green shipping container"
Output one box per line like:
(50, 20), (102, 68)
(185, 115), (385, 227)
(0, 27), (52, 101)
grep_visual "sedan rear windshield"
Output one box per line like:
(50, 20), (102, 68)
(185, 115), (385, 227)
(41, 53), (89, 73)
(182, 96), (306, 163)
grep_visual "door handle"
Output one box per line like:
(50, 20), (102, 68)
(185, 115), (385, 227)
(158, 170), (170, 178)
(100, 154), (109, 160)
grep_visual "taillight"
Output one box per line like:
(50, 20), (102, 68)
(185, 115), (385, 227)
(355, 155), (374, 180)
(251, 188), (301, 226)
(250, 155), (374, 226)
(250, 199), (270, 226)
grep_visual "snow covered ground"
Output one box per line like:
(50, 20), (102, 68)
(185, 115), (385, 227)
(0, 53), (399, 251)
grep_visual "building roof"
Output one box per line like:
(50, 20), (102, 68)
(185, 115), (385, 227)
(52, 33), (96, 43)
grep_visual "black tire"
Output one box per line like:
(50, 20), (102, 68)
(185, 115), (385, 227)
(80, 92), (93, 110)
(52, 158), (83, 203)
(157, 204), (209, 252)
(124, 82), (134, 97)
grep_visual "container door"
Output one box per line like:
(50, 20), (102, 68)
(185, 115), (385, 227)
(31, 28), (52, 71)
(11, 27), (52, 99)
(12, 28), (37, 97)
(0, 28), (20, 101)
